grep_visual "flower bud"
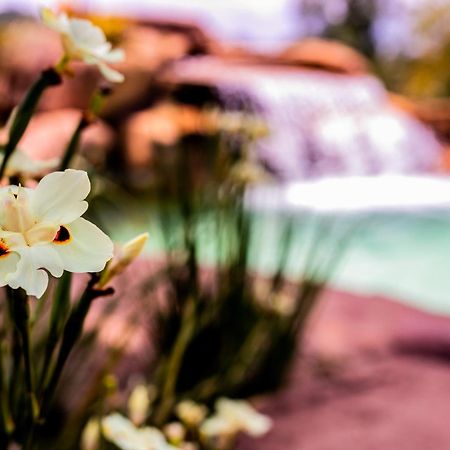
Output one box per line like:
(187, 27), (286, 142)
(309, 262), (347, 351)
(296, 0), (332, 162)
(81, 418), (100, 450)
(128, 384), (150, 426)
(175, 400), (208, 428)
(98, 233), (149, 288)
(163, 422), (186, 445)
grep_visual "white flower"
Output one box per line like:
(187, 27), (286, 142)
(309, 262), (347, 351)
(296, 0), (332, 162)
(215, 398), (272, 437)
(0, 149), (58, 178)
(0, 169), (113, 298)
(102, 413), (177, 450)
(41, 8), (125, 83)
(200, 415), (234, 438)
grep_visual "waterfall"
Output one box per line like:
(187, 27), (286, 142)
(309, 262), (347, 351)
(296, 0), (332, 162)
(211, 63), (442, 181)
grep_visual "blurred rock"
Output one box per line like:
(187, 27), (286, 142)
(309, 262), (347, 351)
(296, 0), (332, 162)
(124, 103), (210, 167)
(278, 38), (370, 75)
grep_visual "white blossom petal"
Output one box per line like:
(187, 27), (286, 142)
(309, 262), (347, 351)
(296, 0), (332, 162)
(0, 252), (20, 287)
(30, 169), (90, 224)
(29, 245), (64, 278)
(40, 7), (70, 34)
(96, 61), (125, 83)
(6, 248), (50, 299)
(52, 217), (113, 273)
(102, 413), (177, 450)
(100, 48), (125, 63)
(5, 244), (65, 298)
(68, 18), (107, 49)
(215, 398), (272, 437)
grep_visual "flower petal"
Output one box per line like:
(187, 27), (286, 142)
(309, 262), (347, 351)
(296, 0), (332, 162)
(100, 48), (125, 63)
(25, 222), (59, 247)
(40, 7), (70, 34)
(96, 61), (125, 83)
(52, 217), (113, 273)
(30, 169), (90, 224)
(68, 18), (107, 49)
(0, 252), (20, 287)
(6, 248), (50, 298)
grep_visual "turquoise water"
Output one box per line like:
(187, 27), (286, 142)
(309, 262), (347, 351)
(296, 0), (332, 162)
(92, 196), (450, 316)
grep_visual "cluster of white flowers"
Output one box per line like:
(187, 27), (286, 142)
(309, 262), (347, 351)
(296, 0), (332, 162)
(0, 169), (113, 297)
(200, 398), (272, 439)
(102, 413), (178, 450)
(41, 8), (125, 83)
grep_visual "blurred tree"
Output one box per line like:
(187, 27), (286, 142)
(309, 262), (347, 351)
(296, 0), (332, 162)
(323, 0), (376, 58)
(298, 0), (377, 57)
(393, 4), (450, 98)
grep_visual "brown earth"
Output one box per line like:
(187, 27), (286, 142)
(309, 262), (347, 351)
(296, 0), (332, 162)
(239, 290), (450, 450)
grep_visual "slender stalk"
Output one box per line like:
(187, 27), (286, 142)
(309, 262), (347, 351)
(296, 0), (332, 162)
(38, 273), (72, 390)
(7, 321), (21, 420)
(58, 114), (89, 171)
(7, 288), (38, 450)
(153, 298), (196, 426)
(39, 276), (113, 420)
(58, 86), (111, 171)
(0, 341), (14, 440)
(12, 290), (37, 417)
(0, 68), (61, 179)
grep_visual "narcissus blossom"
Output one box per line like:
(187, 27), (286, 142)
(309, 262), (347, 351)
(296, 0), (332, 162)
(102, 413), (177, 450)
(215, 398), (272, 437)
(0, 149), (58, 179)
(41, 8), (125, 83)
(200, 398), (272, 440)
(0, 169), (113, 297)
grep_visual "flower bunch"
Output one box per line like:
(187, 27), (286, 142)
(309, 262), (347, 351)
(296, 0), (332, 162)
(0, 10), (151, 450)
(82, 385), (271, 450)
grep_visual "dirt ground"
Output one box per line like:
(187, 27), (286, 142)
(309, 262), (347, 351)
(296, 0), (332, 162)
(239, 289), (450, 450)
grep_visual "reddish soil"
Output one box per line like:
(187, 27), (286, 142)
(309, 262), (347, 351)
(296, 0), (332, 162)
(239, 290), (450, 450)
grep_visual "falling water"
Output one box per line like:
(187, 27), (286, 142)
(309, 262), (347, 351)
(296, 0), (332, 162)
(214, 64), (441, 181)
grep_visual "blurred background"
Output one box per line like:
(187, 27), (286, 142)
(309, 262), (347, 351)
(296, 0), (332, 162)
(2, 1), (450, 448)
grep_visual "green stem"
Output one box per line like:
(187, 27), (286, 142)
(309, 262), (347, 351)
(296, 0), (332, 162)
(0, 68), (61, 180)
(58, 115), (89, 171)
(39, 276), (113, 420)
(154, 298), (196, 426)
(0, 341), (14, 440)
(54, 54), (70, 74)
(7, 324), (20, 421)
(38, 272), (72, 390)
(7, 289), (38, 450)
